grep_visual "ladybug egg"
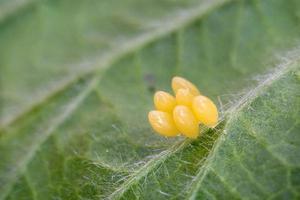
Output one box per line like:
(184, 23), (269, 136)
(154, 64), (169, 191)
(176, 88), (195, 107)
(154, 91), (176, 113)
(172, 76), (200, 96)
(192, 95), (218, 127)
(173, 105), (199, 138)
(148, 110), (179, 137)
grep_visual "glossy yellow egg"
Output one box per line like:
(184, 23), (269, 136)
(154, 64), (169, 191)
(172, 76), (200, 96)
(173, 105), (199, 138)
(154, 91), (176, 113)
(176, 88), (195, 107)
(148, 111), (179, 137)
(192, 95), (218, 127)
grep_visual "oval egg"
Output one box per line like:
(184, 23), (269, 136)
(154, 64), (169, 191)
(154, 91), (176, 113)
(176, 88), (195, 107)
(148, 110), (179, 137)
(172, 76), (200, 96)
(192, 95), (218, 127)
(173, 105), (199, 138)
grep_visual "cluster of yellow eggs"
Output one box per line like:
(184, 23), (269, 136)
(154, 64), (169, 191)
(148, 76), (218, 139)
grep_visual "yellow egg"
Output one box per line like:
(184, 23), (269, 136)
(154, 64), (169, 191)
(173, 105), (199, 138)
(148, 111), (179, 137)
(172, 76), (200, 96)
(192, 95), (218, 127)
(154, 91), (176, 113)
(176, 88), (195, 107)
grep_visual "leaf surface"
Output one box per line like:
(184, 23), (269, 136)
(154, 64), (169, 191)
(0, 0), (300, 199)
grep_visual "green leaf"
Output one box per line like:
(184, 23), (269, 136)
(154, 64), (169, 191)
(187, 62), (300, 200)
(0, 0), (300, 199)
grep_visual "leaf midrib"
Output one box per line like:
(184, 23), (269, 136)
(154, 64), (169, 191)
(0, 0), (231, 130)
(186, 53), (300, 200)
(106, 60), (298, 199)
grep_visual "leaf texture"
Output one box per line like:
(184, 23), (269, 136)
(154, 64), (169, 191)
(0, 0), (300, 199)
